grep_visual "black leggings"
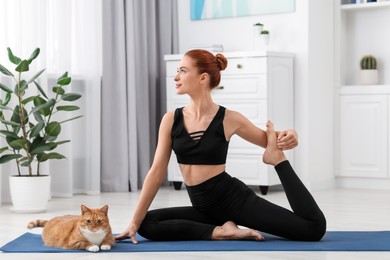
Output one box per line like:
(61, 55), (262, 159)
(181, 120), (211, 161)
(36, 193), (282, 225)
(138, 160), (326, 241)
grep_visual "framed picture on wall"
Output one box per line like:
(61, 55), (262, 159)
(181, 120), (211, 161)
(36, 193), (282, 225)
(190, 0), (296, 21)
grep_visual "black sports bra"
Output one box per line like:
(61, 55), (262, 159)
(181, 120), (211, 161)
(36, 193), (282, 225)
(171, 106), (229, 165)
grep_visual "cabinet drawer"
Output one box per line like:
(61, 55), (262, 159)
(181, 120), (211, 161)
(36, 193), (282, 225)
(218, 100), (267, 125)
(223, 57), (266, 75)
(166, 75), (267, 103)
(229, 135), (263, 155)
(213, 75), (266, 100)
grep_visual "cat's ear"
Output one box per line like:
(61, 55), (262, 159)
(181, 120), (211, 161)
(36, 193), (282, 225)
(81, 205), (90, 214)
(101, 205), (109, 215)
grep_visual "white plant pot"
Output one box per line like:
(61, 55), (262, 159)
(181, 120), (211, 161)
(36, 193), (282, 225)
(360, 70), (379, 85)
(253, 34), (270, 51)
(9, 175), (51, 213)
(253, 25), (264, 37)
(260, 34), (270, 45)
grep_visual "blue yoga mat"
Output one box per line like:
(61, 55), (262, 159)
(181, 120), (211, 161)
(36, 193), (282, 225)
(1, 231), (390, 253)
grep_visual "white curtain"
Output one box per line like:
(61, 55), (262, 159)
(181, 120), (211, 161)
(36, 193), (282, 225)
(0, 0), (102, 201)
(101, 0), (178, 192)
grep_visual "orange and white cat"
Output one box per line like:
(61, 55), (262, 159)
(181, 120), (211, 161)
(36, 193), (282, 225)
(27, 205), (115, 252)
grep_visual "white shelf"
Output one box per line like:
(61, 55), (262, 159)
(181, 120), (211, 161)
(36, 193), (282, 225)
(341, 1), (390, 11)
(339, 84), (390, 94)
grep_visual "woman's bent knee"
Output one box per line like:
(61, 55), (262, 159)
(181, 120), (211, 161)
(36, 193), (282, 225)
(308, 214), (327, 241)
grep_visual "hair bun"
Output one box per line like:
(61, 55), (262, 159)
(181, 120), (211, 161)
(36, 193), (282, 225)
(215, 53), (228, 71)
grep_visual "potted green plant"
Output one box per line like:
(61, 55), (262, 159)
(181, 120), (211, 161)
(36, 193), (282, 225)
(360, 54), (379, 85)
(260, 30), (269, 35)
(0, 47), (82, 213)
(260, 30), (270, 45)
(253, 22), (264, 37)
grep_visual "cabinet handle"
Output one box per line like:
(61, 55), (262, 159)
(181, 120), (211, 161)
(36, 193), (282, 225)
(236, 64), (243, 69)
(216, 86), (224, 90)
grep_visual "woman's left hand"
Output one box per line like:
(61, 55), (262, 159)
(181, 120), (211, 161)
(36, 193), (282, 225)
(276, 129), (298, 150)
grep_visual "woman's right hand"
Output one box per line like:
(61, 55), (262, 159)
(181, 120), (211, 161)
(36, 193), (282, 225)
(114, 222), (139, 244)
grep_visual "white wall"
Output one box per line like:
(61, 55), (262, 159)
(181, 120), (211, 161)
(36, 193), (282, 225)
(176, 0), (335, 189)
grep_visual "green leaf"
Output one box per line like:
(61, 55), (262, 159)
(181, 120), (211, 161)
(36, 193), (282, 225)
(58, 72), (68, 80)
(62, 93), (81, 101)
(53, 86), (65, 95)
(22, 95), (38, 105)
(33, 111), (44, 123)
(37, 152), (65, 162)
(0, 154), (22, 164)
(46, 142), (58, 150)
(31, 98), (55, 115)
(20, 157), (34, 167)
(15, 60), (29, 72)
(0, 146), (9, 154)
(7, 47), (21, 65)
(57, 76), (71, 85)
(0, 105), (10, 110)
(0, 118), (21, 127)
(0, 82), (13, 93)
(27, 48), (40, 63)
(30, 121), (45, 138)
(0, 130), (19, 138)
(59, 115), (83, 124)
(41, 140), (70, 151)
(14, 80), (27, 96)
(45, 121), (61, 136)
(6, 135), (18, 148)
(30, 145), (51, 155)
(56, 140), (70, 145)
(11, 105), (28, 126)
(3, 92), (11, 106)
(28, 68), (45, 83)
(29, 135), (44, 153)
(0, 64), (14, 76)
(57, 105), (79, 111)
(19, 80), (28, 91)
(33, 81), (48, 99)
(44, 135), (57, 142)
(9, 139), (28, 149)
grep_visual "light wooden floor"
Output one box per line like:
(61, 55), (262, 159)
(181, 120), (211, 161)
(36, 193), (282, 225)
(1, 186), (390, 259)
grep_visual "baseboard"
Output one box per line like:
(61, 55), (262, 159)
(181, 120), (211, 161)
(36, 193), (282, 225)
(336, 176), (390, 190)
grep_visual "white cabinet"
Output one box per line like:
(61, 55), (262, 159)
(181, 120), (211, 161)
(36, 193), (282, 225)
(164, 51), (294, 194)
(335, 1), (390, 189)
(337, 85), (390, 189)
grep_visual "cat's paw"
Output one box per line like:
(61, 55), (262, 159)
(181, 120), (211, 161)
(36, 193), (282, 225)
(100, 244), (111, 250)
(87, 245), (100, 252)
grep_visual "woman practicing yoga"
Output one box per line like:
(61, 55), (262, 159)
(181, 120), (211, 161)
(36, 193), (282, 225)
(115, 49), (326, 243)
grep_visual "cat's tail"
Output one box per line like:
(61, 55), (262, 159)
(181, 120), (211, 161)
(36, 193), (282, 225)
(27, 219), (48, 229)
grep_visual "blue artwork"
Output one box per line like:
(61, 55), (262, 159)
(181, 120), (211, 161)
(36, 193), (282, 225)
(190, 0), (295, 21)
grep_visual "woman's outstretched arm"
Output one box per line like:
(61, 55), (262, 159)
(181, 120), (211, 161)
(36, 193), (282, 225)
(114, 111), (174, 244)
(225, 109), (298, 150)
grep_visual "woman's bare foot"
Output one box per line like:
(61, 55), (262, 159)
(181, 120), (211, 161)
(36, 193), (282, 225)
(211, 221), (264, 241)
(263, 120), (287, 166)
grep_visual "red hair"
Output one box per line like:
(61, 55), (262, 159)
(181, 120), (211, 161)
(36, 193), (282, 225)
(184, 49), (228, 89)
